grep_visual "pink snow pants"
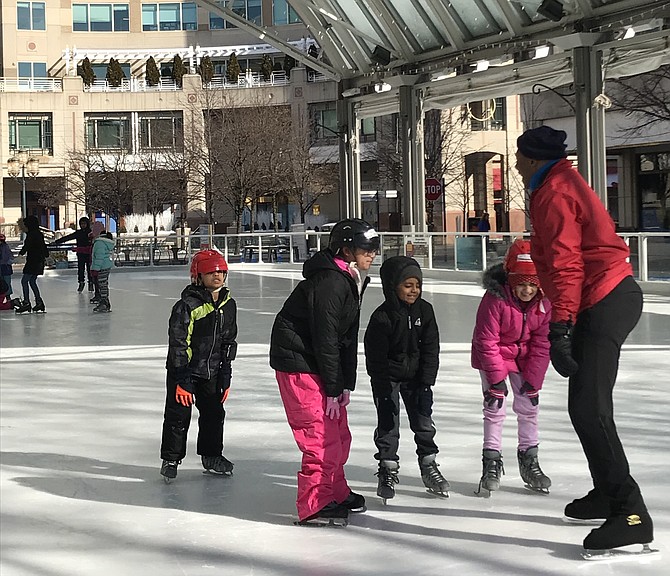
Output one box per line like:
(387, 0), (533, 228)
(480, 370), (539, 452)
(276, 371), (352, 521)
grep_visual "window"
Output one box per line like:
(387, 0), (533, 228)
(9, 114), (53, 154)
(311, 103), (338, 141)
(273, 0), (299, 25)
(85, 114), (131, 150)
(143, 3), (197, 31)
(209, 1), (224, 29)
(360, 117), (376, 142)
(72, 4), (129, 32)
(18, 62), (48, 77)
(17, 2), (46, 30)
(139, 113), (184, 150)
(469, 98), (506, 131)
(91, 63), (131, 80)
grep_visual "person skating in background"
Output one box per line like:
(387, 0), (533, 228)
(471, 239), (551, 497)
(14, 215), (49, 314)
(90, 224), (115, 313)
(364, 256), (448, 504)
(516, 125), (653, 554)
(0, 232), (14, 300)
(50, 217), (93, 292)
(270, 218), (379, 526)
(160, 250), (238, 483)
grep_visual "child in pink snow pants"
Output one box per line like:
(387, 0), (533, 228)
(471, 239), (551, 495)
(270, 218), (379, 525)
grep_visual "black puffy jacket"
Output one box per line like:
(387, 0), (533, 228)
(269, 249), (369, 398)
(166, 284), (237, 392)
(364, 257), (439, 391)
(19, 218), (49, 276)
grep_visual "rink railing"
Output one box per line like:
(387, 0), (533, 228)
(177, 230), (670, 282)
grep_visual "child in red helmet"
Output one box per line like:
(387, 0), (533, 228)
(159, 250), (238, 482)
(471, 239), (552, 496)
(0, 232), (14, 303)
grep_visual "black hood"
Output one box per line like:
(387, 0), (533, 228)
(380, 256), (422, 308)
(180, 283), (228, 305)
(481, 262), (508, 299)
(302, 248), (340, 279)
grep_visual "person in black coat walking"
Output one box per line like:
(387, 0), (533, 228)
(50, 217), (93, 292)
(364, 256), (448, 501)
(15, 215), (49, 313)
(270, 218), (379, 525)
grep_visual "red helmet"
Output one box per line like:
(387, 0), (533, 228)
(190, 250), (228, 283)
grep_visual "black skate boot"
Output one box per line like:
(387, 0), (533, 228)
(517, 446), (551, 493)
(565, 488), (610, 524)
(160, 459), (180, 483)
(77, 282), (85, 292)
(88, 281), (94, 292)
(295, 501), (349, 527)
(376, 460), (399, 504)
(419, 454), (450, 497)
(582, 511), (656, 559)
(32, 299), (46, 313)
(14, 300), (32, 314)
(90, 294), (101, 304)
(476, 449), (504, 497)
(341, 491), (367, 513)
(93, 298), (111, 313)
(201, 455), (234, 476)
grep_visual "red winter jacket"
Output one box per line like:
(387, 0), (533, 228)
(471, 264), (551, 390)
(529, 159), (632, 323)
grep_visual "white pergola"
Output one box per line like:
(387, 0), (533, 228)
(197, 0), (670, 230)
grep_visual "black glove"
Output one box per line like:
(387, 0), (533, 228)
(484, 381), (507, 409)
(548, 321), (579, 378)
(217, 362), (232, 393)
(520, 381), (539, 406)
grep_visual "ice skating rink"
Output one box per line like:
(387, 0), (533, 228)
(1, 266), (668, 576)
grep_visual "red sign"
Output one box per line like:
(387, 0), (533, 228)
(425, 178), (442, 201)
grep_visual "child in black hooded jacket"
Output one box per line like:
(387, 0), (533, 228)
(364, 255), (449, 502)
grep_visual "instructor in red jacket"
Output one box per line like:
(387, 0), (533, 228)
(515, 126), (653, 553)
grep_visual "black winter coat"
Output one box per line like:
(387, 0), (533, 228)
(269, 249), (369, 398)
(19, 228), (49, 276)
(166, 284), (238, 393)
(364, 257), (439, 392)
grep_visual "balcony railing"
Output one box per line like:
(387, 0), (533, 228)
(0, 77), (63, 92)
(84, 78), (180, 92)
(205, 70), (289, 90)
(307, 71), (329, 83)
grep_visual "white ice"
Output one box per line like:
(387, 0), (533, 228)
(1, 266), (668, 576)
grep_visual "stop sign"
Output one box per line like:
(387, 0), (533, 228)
(425, 178), (442, 201)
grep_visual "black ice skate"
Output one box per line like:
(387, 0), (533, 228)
(582, 511), (657, 560)
(419, 454), (450, 497)
(93, 298), (111, 313)
(475, 449), (504, 497)
(14, 300), (32, 314)
(32, 299), (46, 313)
(77, 282), (85, 292)
(90, 295), (101, 304)
(341, 491), (367, 513)
(517, 446), (550, 494)
(294, 502), (349, 527)
(160, 459), (180, 483)
(201, 455), (234, 476)
(564, 489), (610, 524)
(88, 281), (94, 292)
(376, 460), (399, 504)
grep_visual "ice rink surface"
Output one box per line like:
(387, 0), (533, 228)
(1, 265), (668, 576)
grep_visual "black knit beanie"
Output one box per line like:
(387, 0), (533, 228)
(398, 264), (422, 286)
(517, 126), (568, 160)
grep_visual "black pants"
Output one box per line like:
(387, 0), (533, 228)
(569, 276), (645, 515)
(77, 253), (91, 284)
(373, 381), (438, 462)
(160, 373), (225, 461)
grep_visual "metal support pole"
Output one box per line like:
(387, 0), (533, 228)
(399, 86), (415, 230)
(336, 99), (361, 219)
(20, 166), (27, 220)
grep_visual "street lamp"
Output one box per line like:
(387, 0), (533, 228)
(7, 150), (40, 221)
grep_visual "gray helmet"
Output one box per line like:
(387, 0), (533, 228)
(329, 218), (379, 253)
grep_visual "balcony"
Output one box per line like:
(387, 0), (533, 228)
(84, 78), (181, 93)
(0, 77), (63, 92)
(204, 70), (289, 90)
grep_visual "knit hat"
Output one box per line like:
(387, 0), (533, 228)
(517, 126), (568, 160)
(90, 221), (105, 238)
(504, 239), (539, 289)
(398, 263), (422, 286)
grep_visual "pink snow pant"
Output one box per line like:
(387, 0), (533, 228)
(276, 371), (352, 521)
(480, 371), (539, 452)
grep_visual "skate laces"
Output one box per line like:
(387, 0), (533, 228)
(484, 456), (504, 478)
(424, 461), (447, 484)
(523, 455), (544, 480)
(376, 466), (399, 488)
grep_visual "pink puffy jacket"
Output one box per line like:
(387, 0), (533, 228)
(471, 264), (551, 390)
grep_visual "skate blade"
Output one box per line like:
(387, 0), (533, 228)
(426, 488), (450, 498)
(202, 469), (233, 477)
(162, 476), (174, 484)
(474, 486), (493, 498)
(294, 518), (348, 528)
(523, 484), (549, 494)
(562, 516), (604, 525)
(582, 543), (659, 562)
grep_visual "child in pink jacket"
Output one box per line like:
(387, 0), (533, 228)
(471, 239), (551, 496)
